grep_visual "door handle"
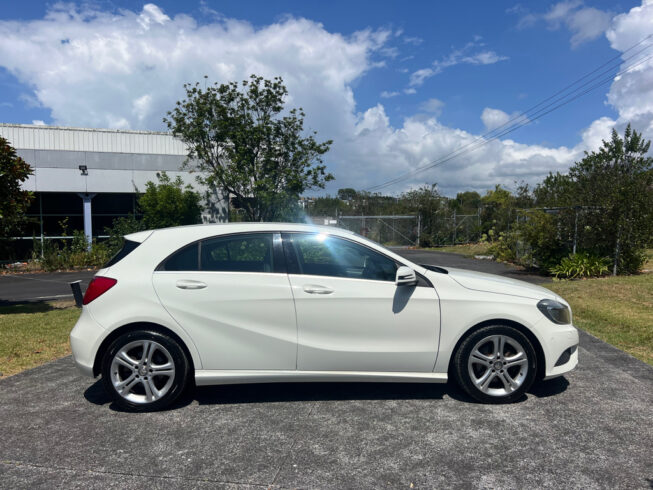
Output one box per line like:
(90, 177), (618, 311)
(176, 280), (207, 290)
(303, 284), (334, 295)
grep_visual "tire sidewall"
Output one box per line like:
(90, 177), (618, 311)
(101, 330), (189, 412)
(454, 325), (538, 404)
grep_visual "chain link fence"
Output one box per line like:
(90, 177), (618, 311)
(336, 215), (421, 247)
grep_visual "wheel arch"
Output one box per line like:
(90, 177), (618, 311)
(93, 322), (196, 377)
(447, 318), (546, 380)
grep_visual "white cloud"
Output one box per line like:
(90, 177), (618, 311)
(517, 1), (613, 48)
(481, 108), (511, 130)
(410, 40), (508, 87)
(420, 98), (444, 116)
(605, 0), (653, 135)
(380, 90), (400, 98)
(0, 2), (650, 197)
(480, 107), (529, 131)
(403, 36), (423, 46)
(31, 120), (46, 125)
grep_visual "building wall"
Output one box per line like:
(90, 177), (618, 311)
(0, 124), (207, 195)
(0, 124), (227, 258)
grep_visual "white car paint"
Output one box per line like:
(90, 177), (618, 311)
(70, 223), (578, 388)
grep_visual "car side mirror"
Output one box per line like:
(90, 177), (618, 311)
(395, 266), (418, 287)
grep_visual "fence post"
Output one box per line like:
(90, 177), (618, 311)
(573, 207), (579, 254)
(477, 207), (481, 241)
(452, 209), (456, 245)
(417, 214), (421, 247)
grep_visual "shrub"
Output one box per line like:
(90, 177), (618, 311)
(487, 230), (520, 263)
(550, 253), (611, 279)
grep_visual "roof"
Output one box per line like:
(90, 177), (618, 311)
(0, 123), (187, 155)
(125, 222), (354, 243)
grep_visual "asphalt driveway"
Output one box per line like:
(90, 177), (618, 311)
(0, 270), (95, 304)
(1, 250), (652, 488)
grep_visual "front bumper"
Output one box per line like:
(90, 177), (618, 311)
(69, 307), (106, 378)
(542, 324), (579, 379)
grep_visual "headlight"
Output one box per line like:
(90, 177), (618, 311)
(537, 299), (571, 325)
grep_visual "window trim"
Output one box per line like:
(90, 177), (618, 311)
(155, 231), (286, 274)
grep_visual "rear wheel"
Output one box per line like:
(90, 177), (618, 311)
(101, 330), (190, 411)
(452, 325), (537, 404)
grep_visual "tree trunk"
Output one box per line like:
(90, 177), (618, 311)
(613, 230), (621, 276)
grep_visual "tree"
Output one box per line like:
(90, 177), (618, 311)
(0, 137), (34, 239)
(567, 125), (653, 274)
(535, 124), (653, 274)
(139, 172), (202, 229)
(165, 75), (333, 222)
(337, 188), (358, 201)
(480, 185), (515, 235)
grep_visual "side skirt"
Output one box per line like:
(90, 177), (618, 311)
(195, 370), (448, 386)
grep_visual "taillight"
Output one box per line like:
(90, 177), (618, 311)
(83, 276), (117, 305)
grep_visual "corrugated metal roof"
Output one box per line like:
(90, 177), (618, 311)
(0, 123), (189, 156)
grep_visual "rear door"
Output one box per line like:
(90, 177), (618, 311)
(153, 232), (297, 370)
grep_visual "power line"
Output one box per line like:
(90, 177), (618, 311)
(366, 34), (653, 193)
(368, 46), (653, 192)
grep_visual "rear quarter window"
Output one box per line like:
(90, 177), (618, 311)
(104, 240), (141, 267)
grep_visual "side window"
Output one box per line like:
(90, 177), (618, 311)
(200, 233), (274, 273)
(290, 233), (397, 281)
(161, 243), (199, 271)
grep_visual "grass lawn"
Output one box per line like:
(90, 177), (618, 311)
(0, 300), (80, 378)
(426, 242), (492, 258)
(546, 273), (653, 366)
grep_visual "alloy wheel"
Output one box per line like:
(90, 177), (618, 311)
(110, 340), (176, 404)
(467, 334), (529, 397)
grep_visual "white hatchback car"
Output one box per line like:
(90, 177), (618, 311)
(70, 223), (578, 410)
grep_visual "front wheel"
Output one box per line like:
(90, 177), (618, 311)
(101, 330), (190, 411)
(452, 325), (537, 404)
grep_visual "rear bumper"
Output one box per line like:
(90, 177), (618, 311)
(69, 308), (106, 378)
(543, 324), (579, 379)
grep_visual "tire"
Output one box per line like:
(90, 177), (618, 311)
(101, 330), (190, 411)
(452, 325), (537, 404)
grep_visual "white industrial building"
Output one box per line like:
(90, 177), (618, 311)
(0, 123), (227, 257)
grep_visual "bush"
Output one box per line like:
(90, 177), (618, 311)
(550, 253), (611, 279)
(487, 230), (520, 263)
(35, 220), (111, 272)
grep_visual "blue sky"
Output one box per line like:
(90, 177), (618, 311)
(0, 0), (650, 195)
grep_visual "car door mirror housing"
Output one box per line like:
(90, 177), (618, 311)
(395, 266), (418, 287)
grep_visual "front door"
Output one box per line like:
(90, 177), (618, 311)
(153, 232), (297, 370)
(283, 233), (440, 373)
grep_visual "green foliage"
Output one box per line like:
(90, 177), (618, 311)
(165, 74), (333, 221)
(37, 220), (111, 272)
(488, 230), (520, 263)
(550, 253), (611, 279)
(516, 210), (567, 270)
(337, 188), (358, 201)
(139, 171), (202, 229)
(535, 125), (653, 274)
(0, 137), (34, 256)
